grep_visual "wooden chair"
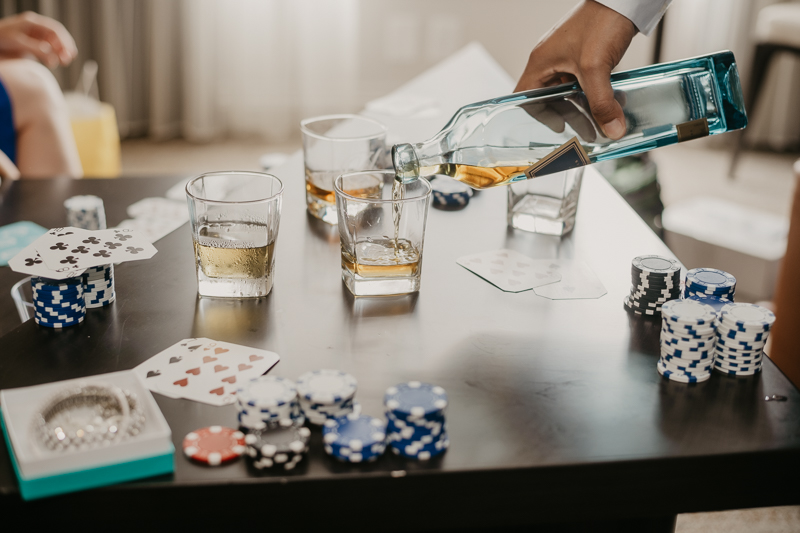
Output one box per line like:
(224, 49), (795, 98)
(729, 2), (800, 177)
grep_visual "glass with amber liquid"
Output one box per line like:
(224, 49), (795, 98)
(334, 170), (431, 296)
(301, 114), (387, 225)
(186, 171), (283, 298)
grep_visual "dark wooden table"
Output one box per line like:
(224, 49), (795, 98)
(0, 163), (799, 532)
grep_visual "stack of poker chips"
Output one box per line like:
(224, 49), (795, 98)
(64, 195), (107, 230)
(713, 303), (775, 377)
(296, 369), (359, 425)
(624, 255), (682, 316)
(658, 299), (718, 383)
(683, 268), (736, 312)
(30, 276), (86, 328)
(431, 176), (473, 209)
(243, 420), (310, 471)
(323, 414), (387, 463)
(385, 382), (449, 460)
(82, 264), (116, 308)
(236, 376), (303, 431)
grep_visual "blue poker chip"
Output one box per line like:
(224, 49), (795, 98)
(661, 299), (717, 326)
(430, 176), (472, 209)
(715, 336), (764, 350)
(384, 382), (448, 420)
(713, 366), (762, 377)
(34, 305), (84, 315)
(34, 316), (84, 328)
(322, 414), (386, 462)
(30, 277), (83, 291)
(390, 432), (449, 460)
(33, 296), (83, 307)
(685, 268), (736, 289)
(684, 294), (730, 312)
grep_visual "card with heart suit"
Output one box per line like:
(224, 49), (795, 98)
(533, 260), (607, 300)
(35, 227), (157, 273)
(456, 249), (561, 292)
(133, 338), (279, 406)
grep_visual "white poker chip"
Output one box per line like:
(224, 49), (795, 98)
(661, 299), (717, 326)
(296, 369), (357, 404)
(718, 303), (776, 330)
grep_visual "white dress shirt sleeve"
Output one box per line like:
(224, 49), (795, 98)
(594, 0), (673, 36)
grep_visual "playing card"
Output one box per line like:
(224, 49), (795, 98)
(133, 338), (213, 398)
(37, 227), (157, 271)
(127, 197), (189, 223)
(7, 240), (86, 279)
(533, 260), (607, 300)
(116, 217), (186, 244)
(456, 249), (561, 292)
(136, 338), (279, 406)
(0, 221), (47, 266)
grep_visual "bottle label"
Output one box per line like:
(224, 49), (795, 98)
(676, 118), (709, 142)
(524, 137), (590, 179)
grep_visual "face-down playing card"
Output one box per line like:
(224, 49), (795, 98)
(456, 248), (562, 292)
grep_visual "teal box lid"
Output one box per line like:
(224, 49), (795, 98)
(1, 409), (174, 500)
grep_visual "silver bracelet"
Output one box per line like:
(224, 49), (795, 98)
(34, 383), (145, 452)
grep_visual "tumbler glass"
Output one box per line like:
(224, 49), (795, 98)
(507, 167), (584, 236)
(334, 170), (432, 296)
(301, 114), (387, 225)
(186, 171), (283, 298)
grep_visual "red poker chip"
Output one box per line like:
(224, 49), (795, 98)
(183, 426), (246, 466)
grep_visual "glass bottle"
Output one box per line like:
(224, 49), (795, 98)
(392, 51), (746, 189)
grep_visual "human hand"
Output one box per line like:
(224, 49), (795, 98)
(515, 0), (636, 140)
(0, 12), (77, 67)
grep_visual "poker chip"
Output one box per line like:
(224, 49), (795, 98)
(718, 303), (775, 331)
(323, 414), (387, 463)
(710, 303), (773, 377)
(244, 421), (310, 471)
(657, 298), (718, 384)
(64, 195), (107, 230)
(657, 360), (711, 383)
(384, 382), (449, 460)
(82, 264), (115, 308)
(183, 426), (245, 466)
(625, 256), (682, 317)
(684, 268), (736, 301)
(237, 376), (303, 431)
(684, 294), (730, 312)
(30, 277), (86, 328)
(296, 369), (358, 425)
(661, 299), (717, 326)
(430, 176), (472, 209)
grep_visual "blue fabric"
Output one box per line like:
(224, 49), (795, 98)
(0, 77), (16, 164)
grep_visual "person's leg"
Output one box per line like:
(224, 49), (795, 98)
(0, 58), (81, 178)
(769, 160), (800, 387)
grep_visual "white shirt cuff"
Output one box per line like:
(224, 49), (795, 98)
(594, 0), (672, 36)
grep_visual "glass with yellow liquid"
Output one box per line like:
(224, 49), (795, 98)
(334, 170), (431, 296)
(186, 171), (283, 298)
(301, 114), (387, 225)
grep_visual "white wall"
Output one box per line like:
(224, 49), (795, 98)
(356, 0), (656, 106)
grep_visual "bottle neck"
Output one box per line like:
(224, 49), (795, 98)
(391, 143), (420, 183)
